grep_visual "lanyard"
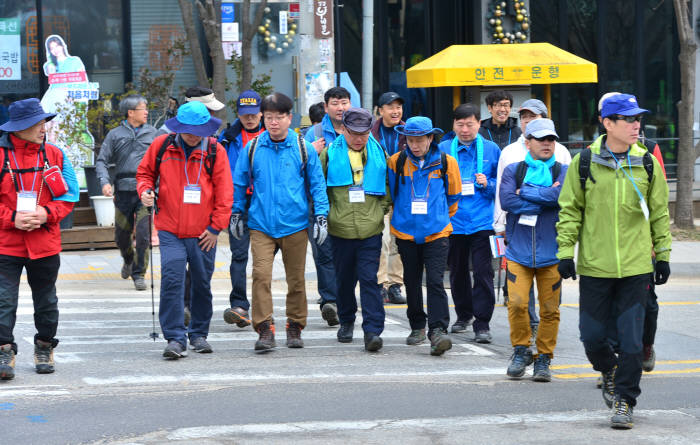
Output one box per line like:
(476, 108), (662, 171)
(450, 136), (483, 175)
(380, 127), (398, 155)
(606, 148), (645, 203)
(10, 150), (41, 192)
(183, 139), (205, 186)
(410, 160), (432, 199)
(486, 127), (511, 146)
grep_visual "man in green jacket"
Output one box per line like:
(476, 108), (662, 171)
(556, 94), (671, 430)
(319, 108), (392, 352)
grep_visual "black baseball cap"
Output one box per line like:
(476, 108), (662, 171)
(377, 92), (404, 107)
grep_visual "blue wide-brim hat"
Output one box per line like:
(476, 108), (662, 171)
(0, 98), (56, 132)
(394, 116), (443, 137)
(165, 101), (222, 137)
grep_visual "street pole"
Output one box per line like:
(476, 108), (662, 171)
(362, 0), (374, 111)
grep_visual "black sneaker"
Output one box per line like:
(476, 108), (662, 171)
(133, 276), (147, 291)
(406, 328), (426, 345)
(532, 354), (552, 382)
(381, 287), (389, 304)
(223, 307), (251, 328)
(121, 261), (132, 279)
(642, 344), (655, 372)
(364, 333), (383, 352)
(387, 284), (406, 304)
(337, 322), (354, 343)
(163, 340), (188, 359)
(601, 365), (617, 408)
(506, 346), (534, 378)
(610, 399), (634, 429)
(429, 328), (452, 356)
(34, 340), (55, 374)
(450, 319), (472, 333)
(286, 321), (304, 348)
(0, 344), (15, 380)
(321, 303), (339, 327)
(254, 320), (276, 351)
(190, 337), (212, 353)
(474, 330), (492, 344)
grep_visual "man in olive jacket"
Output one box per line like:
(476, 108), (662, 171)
(319, 108), (392, 352)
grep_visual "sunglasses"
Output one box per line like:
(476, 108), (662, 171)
(533, 136), (557, 142)
(610, 115), (643, 123)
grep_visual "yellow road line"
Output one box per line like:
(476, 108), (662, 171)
(561, 302), (700, 307)
(552, 359), (700, 370)
(555, 367), (700, 379)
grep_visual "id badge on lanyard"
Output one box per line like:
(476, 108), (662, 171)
(183, 185), (202, 204)
(518, 214), (538, 226)
(16, 191), (37, 212)
(461, 180), (475, 196)
(348, 185), (365, 203)
(411, 197), (428, 215)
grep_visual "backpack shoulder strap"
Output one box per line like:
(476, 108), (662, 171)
(642, 150), (654, 182)
(440, 151), (449, 194)
(247, 136), (260, 180)
(514, 160), (528, 189)
(394, 150), (408, 197)
(313, 123), (323, 141)
(153, 134), (175, 182)
(551, 161), (562, 183)
(0, 146), (9, 183)
(578, 148), (594, 190)
(297, 133), (308, 167)
(203, 136), (217, 177)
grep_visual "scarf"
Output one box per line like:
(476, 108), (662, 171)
(450, 134), (483, 175)
(523, 152), (556, 187)
(326, 134), (386, 195)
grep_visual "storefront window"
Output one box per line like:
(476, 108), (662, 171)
(0, 1), (40, 106)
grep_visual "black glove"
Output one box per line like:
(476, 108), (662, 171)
(654, 260), (670, 285)
(558, 258), (577, 280)
(229, 213), (246, 240)
(313, 215), (328, 245)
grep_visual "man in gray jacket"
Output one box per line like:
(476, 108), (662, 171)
(96, 95), (157, 290)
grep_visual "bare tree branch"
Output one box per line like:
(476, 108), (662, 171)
(178, 0), (208, 87)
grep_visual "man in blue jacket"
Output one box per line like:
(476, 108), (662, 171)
(230, 92), (330, 351)
(438, 104), (501, 343)
(500, 118), (567, 382)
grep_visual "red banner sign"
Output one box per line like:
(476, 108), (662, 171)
(48, 71), (87, 84)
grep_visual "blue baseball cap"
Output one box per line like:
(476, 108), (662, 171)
(524, 118), (559, 139)
(164, 101), (221, 137)
(0, 98), (56, 132)
(600, 93), (649, 118)
(237, 90), (261, 115)
(394, 116), (443, 137)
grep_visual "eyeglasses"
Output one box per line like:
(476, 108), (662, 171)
(609, 115), (642, 123)
(490, 101), (511, 109)
(263, 113), (289, 123)
(533, 136), (557, 142)
(132, 107), (148, 111)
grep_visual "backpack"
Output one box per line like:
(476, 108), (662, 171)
(514, 160), (562, 189)
(578, 138), (654, 191)
(1, 139), (51, 189)
(313, 123), (324, 141)
(393, 149), (449, 197)
(153, 134), (218, 182)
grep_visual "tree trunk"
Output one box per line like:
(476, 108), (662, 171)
(672, 0), (697, 229)
(196, 0), (227, 125)
(240, 0), (268, 92)
(179, 0), (209, 87)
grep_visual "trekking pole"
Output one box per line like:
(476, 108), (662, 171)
(146, 189), (159, 341)
(497, 266), (502, 303)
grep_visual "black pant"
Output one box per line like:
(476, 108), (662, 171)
(396, 237), (450, 334)
(579, 274), (647, 406)
(448, 231), (495, 332)
(643, 272), (658, 346)
(0, 254), (60, 353)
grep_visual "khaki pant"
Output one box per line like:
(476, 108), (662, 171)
(506, 261), (561, 357)
(250, 229), (308, 329)
(377, 214), (403, 287)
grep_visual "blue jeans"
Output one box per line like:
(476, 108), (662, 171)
(228, 215), (250, 310)
(158, 231), (216, 347)
(308, 214), (338, 307)
(331, 234), (385, 335)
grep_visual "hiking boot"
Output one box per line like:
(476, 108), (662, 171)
(642, 344), (656, 372)
(381, 287), (389, 304)
(254, 321), (276, 351)
(429, 328), (452, 356)
(163, 340), (188, 359)
(190, 337), (212, 353)
(406, 328), (426, 345)
(387, 284), (406, 304)
(133, 276), (147, 291)
(121, 261), (132, 279)
(364, 333), (383, 352)
(321, 302), (339, 327)
(286, 321), (304, 348)
(474, 330), (492, 344)
(34, 339), (55, 374)
(610, 399), (634, 429)
(337, 322), (354, 343)
(223, 307), (251, 328)
(601, 365), (617, 408)
(506, 346), (534, 378)
(530, 324), (539, 347)
(451, 319), (472, 333)
(0, 344), (15, 380)
(532, 354), (552, 382)
(184, 307), (191, 327)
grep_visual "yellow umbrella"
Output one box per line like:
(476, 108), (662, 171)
(406, 43), (598, 111)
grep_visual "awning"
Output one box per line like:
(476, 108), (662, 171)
(406, 42), (597, 88)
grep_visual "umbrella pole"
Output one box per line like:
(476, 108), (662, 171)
(544, 84), (552, 115)
(453, 86), (460, 109)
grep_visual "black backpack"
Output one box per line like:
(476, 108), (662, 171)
(153, 134), (218, 182)
(514, 160), (562, 189)
(393, 149), (449, 197)
(578, 138), (654, 191)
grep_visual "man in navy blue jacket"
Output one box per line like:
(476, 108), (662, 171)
(499, 118), (567, 382)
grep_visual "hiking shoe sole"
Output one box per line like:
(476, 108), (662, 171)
(254, 341), (276, 351)
(321, 304), (339, 326)
(430, 337), (452, 356)
(365, 336), (383, 352)
(163, 350), (188, 359)
(224, 308), (251, 327)
(286, 339), (304, 348)
(532, 373), (552, 382)
(35, 364), (55, 374)
(0, 369), (14, 380)
(611, 418), (634, 429)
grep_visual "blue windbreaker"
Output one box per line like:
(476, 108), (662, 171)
(304, 114), (338, 147)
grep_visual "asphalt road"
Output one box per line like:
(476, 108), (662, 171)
(2, 252), (700, 445)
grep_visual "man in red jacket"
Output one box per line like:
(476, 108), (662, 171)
(0, 98), (78, 379)
(137, 101), (233, 359)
